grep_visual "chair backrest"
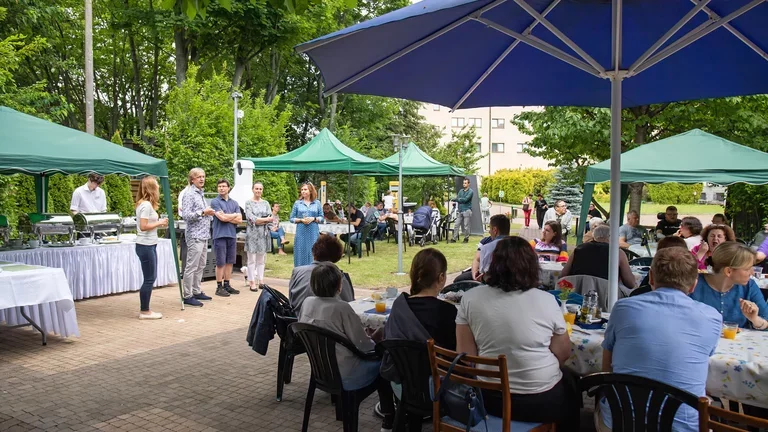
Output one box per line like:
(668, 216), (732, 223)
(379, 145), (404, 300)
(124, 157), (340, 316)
(274, 314), (298, 341)
(289, 322), (370, 394)
(263, 285), (291, 311)
(427, 339), (512, 432)
(559, 275), (618, 311)
(697, 396), (768, 431)
(628, 257), (653, 267)
(440, 280), (481, 294)
(623, 248), (641, 260)
(357, 222), (373, 241)
(378, 339), (433, 415)
(581, 372), (699, 432)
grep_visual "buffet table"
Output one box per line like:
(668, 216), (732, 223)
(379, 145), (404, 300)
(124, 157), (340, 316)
(0, 262), (79, 343)
(279, 221), (350, 236)
(0, 239), (178, 300)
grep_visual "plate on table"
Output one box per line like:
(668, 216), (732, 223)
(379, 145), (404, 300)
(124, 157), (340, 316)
(99, 240), (122, 244)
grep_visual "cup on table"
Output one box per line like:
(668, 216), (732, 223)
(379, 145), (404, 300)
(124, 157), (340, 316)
(386, 287), (398, 299)
(722, 322), (738, 340)
(27, 240), (39, 248)
(563, 312), (576, 325)
(372, 293), (387, 313)
(754, 267), (763, 279)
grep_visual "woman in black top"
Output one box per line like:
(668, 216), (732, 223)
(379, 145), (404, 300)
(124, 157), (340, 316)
(534, 193), (548, 229)
(404, 248), (457, 349)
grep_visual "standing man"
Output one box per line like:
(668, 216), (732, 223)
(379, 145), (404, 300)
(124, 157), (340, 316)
(70, 173), (107, 214)
(451, 177), (474, 243)
(210, 179), (242, 297)
(534, 193), (548, 229)
(181, 168), (215, 307)
(383, 190), (394, 213)
(543, 200), (573, 242)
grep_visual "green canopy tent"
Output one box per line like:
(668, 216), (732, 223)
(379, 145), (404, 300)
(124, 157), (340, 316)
(577, 129), (768, 244)
(0, 106), (184, 307)
(380, 142), (464, 177)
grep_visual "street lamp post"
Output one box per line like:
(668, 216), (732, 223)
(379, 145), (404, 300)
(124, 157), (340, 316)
(393, 135), (409, 275)
(232, 91), (243, 164)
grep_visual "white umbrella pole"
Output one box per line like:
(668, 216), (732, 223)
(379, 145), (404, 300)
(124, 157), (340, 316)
(607, 0), (623, 310)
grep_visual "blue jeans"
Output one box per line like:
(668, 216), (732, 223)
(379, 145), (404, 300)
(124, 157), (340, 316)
(343, 359), (381, 390)
(135, 244), (157, 311)
(270, 228), (285, 249)
(377, 222), (387, 239)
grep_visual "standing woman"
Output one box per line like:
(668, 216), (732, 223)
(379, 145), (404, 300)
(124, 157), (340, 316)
(135, 176), (168, 320)
(290, 182), (324, 267)
(245, 182), (272, 292)
(522, 193), (533, 228)
(534, 193), (548, 229)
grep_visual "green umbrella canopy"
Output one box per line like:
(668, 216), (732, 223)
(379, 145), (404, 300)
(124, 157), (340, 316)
(381, 142), (464, 176)
(0, 106), (168, 177)
(585, 129), (768, 185)
(245, 128), (397, 175)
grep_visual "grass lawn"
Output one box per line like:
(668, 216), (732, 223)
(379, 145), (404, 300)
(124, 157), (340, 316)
(262, 233), (484, 289)
(596, 202), (723, 215)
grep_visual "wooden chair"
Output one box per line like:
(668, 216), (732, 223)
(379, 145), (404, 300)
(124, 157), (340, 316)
(698, 396), (768, 431)
(427, 340), (555, 432)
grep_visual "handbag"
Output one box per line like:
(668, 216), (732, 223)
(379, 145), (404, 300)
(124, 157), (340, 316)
(522, 203), (530, 211)
(429, 353), (488, 432)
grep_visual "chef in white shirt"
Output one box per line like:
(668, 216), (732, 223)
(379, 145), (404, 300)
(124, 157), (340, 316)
(70, 173), (107, 214)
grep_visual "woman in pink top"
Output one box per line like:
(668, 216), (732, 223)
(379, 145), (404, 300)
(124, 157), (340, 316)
(691, 224), (735, 269)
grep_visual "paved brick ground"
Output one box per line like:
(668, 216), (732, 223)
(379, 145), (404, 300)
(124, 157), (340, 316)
(0, 273), (594, 431)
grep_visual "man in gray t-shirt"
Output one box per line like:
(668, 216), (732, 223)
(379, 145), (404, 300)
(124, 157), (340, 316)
(619, 210), (645, 249)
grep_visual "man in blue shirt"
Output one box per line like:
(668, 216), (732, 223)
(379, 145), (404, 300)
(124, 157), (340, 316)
(210, 179), (242, 297)
(451, 177), (474, 243)
(599, 247), (722, 432)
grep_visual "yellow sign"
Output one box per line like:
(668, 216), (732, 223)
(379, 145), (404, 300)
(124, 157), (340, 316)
(389, 181), (399, 212)
(320, 181), (327, 204)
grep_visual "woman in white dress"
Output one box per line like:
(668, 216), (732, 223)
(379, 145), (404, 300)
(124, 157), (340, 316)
(245, 182), (273, 291)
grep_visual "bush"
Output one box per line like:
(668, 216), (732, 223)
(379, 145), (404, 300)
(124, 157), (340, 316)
(480, 168), (555, 204)
(646, 183), (703, 204)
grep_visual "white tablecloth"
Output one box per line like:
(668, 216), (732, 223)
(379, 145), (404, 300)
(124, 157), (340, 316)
(0, 239), (178, 300)
(566, 328), (768, 408)
(0, 263), (79, 338)
(349, 297), (396, 330)
(279, 221), (350, 235)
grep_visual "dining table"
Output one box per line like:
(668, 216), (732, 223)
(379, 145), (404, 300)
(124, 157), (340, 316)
(539, 261), (647, 290)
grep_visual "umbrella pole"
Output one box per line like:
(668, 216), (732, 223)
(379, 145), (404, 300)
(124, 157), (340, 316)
(607, 0), (623, 311)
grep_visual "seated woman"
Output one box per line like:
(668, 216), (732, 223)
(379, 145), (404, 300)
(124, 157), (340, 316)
(530, 221), (568, 262)
(690, 241), (768, 330)
(456, 236), (580, 430)
(288, 234), (354, 313)
(677, 216), (703, 251)
(691, 224), (735, 270)
(322, 203), (341, 223)
(299, 262), (395, 430)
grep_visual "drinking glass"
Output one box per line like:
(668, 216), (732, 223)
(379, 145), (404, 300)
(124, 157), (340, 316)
(722, 322), (738, 340)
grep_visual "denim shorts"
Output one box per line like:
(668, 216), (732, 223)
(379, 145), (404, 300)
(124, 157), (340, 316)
(213, 237), (236, 265)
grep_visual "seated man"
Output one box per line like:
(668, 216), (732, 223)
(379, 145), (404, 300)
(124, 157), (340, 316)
(288, 234), (354, 313)
(655, 205), (681, 238)
(618, 210), (644, 249)
(477, 214), (511, 277)
(339, 203), (365, 248)
(268, 203), (289, 256)
(598, 247), (721, 432)
(561, 225), (636, 288)
(372, 201), (388, 240)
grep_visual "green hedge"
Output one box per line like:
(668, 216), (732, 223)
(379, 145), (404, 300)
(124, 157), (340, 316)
(646, 183), (702, 204)
(480, 168), (555, 204)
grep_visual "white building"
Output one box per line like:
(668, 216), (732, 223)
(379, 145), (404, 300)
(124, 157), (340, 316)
(418, 104), (551, 176)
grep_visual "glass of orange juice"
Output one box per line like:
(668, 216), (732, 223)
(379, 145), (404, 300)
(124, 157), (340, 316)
(564, 313), (576, 325)
(722, 322), (738, 340)
(565, 322), (573, 336)
(372, 292), (386, 313)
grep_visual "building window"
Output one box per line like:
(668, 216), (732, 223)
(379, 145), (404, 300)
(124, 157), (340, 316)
(475, 143), (482, 153)
(517, 142), (528, 153)
(468, 118), (482, 128)
(491, 118), (505, 129)
(492, 143), (505, 153)
(451, 117), (466, 128)
(432, 104), (441, 111)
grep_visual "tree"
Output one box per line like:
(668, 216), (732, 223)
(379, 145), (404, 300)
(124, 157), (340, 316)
(547, 167), (582, 214)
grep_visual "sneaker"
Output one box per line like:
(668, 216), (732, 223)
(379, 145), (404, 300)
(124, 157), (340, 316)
(138, 311), (163, 320)
(193, 292), (212, 301)
(373, 402), (384, 418)
(463, 238), (469, 243)
(450, 239), (457, 243)
(183, 297), (204, 307)
(225, 285), (240, 295)
(216, 287), (230, 297)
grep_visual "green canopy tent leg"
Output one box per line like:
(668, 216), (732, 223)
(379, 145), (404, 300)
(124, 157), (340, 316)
(160, 177), (185, 310)
(34, 174), (49, 213)
(577, 183), (594, 245)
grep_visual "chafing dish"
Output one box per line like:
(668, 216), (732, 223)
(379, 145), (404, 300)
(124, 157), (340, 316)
(73, 213), (122, 240)
(0, 215), (9, 245)
(20, 213), (76, 245)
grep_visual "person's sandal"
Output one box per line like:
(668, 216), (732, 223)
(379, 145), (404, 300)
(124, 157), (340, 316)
(249, 285), (258, 292)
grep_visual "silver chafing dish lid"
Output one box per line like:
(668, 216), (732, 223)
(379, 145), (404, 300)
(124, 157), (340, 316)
(73, 213), (122, 231)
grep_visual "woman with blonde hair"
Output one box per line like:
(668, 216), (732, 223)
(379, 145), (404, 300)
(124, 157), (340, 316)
(691, 224), (736, 269)
(691, 241), (768, 329)
(135, 176), (168, 319)
(244, 182), (272, 292)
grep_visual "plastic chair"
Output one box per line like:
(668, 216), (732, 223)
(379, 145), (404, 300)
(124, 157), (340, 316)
(290, 322), (382, 432)
(377, 339), (433, 432)
(628, 257), (653, 267)
(438, 214), (454, 244)
(344, 222), (375, 258)
(697, 396), (768, 431)
(262, 286), (303, 402)
(386, 218), (407, 252)
(622, 248), (642, 260)
(440, 280), (481, 294)
(581, 372), (699, 432)
(427, 340), (554, 432)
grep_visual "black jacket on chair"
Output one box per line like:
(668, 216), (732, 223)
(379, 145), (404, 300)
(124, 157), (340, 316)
(246, 290), (277, 355)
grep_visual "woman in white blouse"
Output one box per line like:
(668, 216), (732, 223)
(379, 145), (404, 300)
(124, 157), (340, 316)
(135, 177), (168, 320)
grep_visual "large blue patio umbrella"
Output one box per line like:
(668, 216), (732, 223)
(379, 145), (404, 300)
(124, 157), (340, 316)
(297, 0), (768, 308)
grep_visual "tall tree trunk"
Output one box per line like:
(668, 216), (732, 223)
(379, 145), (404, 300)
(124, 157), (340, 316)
(127, 26), (146, 137)
(628, 122), (648, 214)
(84, 0), (94, 134)
(110, 33), (119, 136)
(266, 49), (281, 104)
(329, 93), (338, 131)
(174, 28), (188, 86)
(149, 0), (160, 131)
(232, 57), (246, 88)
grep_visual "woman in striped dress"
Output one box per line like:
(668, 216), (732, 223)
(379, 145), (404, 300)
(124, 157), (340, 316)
(289, 182), (324, 267)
